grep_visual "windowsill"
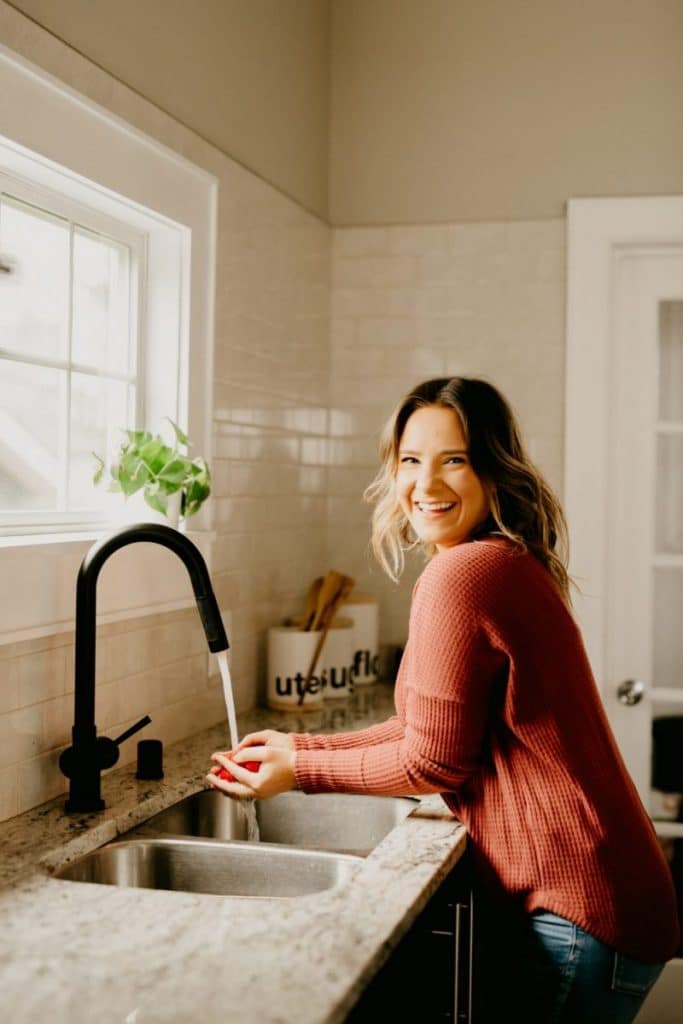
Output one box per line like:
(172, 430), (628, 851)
(0, 527), (216, 548)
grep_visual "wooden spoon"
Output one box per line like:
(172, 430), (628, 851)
(301, 576), (323, 631)
(309, 570), (345, 632)
(299, 572), (355, 705)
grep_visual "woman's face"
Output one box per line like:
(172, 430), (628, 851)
(396, 404), (491, 551)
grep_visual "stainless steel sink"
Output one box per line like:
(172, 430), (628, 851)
(133, 791), (417, 856)
(53, 837), (360, 898)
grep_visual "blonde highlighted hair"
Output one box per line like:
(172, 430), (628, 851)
(364, 377), (573, 604)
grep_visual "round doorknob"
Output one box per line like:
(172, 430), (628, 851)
(617, 679), (645, 706)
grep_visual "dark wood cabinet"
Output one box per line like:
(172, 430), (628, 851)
(347, 856), (473, 1022)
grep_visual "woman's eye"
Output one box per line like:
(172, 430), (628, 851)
(399, 456), (418, 464)
(446, 456), (465, 465)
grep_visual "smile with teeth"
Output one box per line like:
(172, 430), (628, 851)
(416, 501), (456, 513)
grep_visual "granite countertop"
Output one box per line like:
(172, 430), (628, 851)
(0, 683), (466, 1023)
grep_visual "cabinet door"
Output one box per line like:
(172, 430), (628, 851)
(346, 859), (472, 1022)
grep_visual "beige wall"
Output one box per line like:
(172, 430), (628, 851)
(330, 0), (683, 224)
(10, 0), (682, 227)
(7, 0), (331, 220)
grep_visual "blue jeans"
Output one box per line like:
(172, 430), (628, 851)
(475, 904), (665, 1023)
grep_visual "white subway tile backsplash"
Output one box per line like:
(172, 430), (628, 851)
(333, 255), (417, 289)
(329, 407), (386, 438)
(389, 225), (450, 255)
(334, 227), (391, 258)
(41, 694), (71, 755)
(0, 659), (20, 715)
(300, 437), (330, 466)
(17, 749), (65, 812)
(0, 765), (19, 821)
(447, 222), (507, 253)
(0, 706), (42, 768)
(17, 648), (68, 706)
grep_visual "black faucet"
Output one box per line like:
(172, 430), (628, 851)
(59, 523), (229, 813)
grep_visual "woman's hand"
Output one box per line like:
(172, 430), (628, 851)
(206, 744), (297, 800)
(234, 729), (295, 752)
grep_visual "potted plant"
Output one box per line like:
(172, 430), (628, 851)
(93, 419), (211, 525)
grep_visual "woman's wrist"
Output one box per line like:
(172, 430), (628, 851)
(289, 749), (300, 789)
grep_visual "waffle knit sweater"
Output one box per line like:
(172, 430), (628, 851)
(293, 539), (679, 963)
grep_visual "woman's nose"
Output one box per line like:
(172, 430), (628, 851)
(416, 461), (441, 490)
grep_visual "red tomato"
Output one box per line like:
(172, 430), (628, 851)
(217, 759), (260, 780)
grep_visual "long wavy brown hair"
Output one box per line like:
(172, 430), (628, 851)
(364, 377), (573, 604)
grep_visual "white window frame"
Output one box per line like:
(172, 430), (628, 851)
(0, 43), (218, 643)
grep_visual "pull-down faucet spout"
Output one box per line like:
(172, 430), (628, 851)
(59, 523), (229, 813)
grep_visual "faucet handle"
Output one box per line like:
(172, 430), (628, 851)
(98, 714), (152, 769)
(112, 715), (152, 747)
(60, 715), (152, 779)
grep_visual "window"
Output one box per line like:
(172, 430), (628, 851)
(0, 171), (144, 529)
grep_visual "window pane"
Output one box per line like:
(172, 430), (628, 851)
(658, 302), (683, 422)
(69, 372), (131, 510)
(652, 569), (683, 689)
(0, 360), (63, 511)
(0, 196), (69, 361)
(72, 230), (133, 374)
(655, 434), (683, 553)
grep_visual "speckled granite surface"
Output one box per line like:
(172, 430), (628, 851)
(0, 684), (466, 1023)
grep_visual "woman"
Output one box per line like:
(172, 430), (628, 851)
(207, 376), (679, 1022)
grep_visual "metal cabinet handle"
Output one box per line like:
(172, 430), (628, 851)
(617, 679), (645, 706)
(454, 901), (463, 1021)
(454, 897), (473, 1023)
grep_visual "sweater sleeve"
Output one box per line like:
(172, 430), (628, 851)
(291, 716), (404, 751)
(294, 550), (506, 796)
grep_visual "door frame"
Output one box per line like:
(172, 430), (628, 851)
(564, 196), (683, 692)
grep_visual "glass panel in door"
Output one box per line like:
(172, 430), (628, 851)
(651, 301), (683, 836)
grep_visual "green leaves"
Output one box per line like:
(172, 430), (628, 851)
(92, 453), (105, 486)
(166, 417), (190, 447)
(183, 459), (211, 517)
(92, 422), (211, 521)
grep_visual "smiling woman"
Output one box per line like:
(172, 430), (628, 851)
(366, 376), (571, 597)
(210, 376), (679, 1023)
(395, 404), (491, 552)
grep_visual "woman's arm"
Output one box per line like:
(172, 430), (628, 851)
(214, 546), (507, 802)
(293, 552), (506, 797)
(292, 716), (405, 751)
(230, 717), (405, 761)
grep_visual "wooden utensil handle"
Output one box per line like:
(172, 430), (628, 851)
(299, 626), (330, 706)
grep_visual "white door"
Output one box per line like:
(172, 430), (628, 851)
(565, 194), (683, 1024)
(566, 198), (683, 842)
(607, 250), (683, 827)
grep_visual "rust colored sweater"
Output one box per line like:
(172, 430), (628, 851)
(293, 539), (679, 963)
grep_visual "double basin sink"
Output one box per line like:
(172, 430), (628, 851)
(54, 790), (417, 899)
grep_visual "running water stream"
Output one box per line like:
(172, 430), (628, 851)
(216, 650), (260, 842)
